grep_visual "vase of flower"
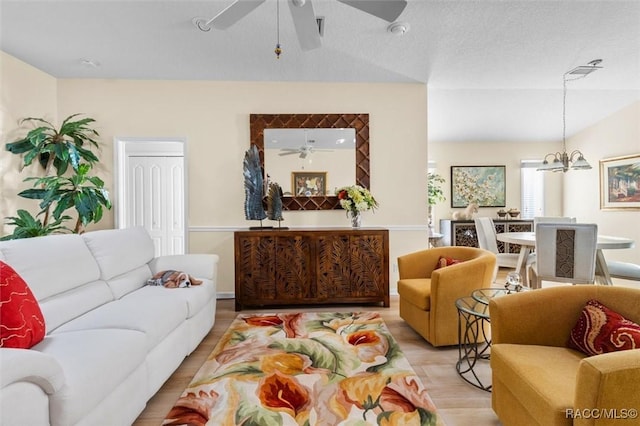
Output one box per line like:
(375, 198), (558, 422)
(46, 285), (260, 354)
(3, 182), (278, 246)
(349, 210), (362, 228)
(336, 185), (378, 228)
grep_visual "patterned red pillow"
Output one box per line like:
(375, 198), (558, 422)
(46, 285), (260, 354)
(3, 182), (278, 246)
(434, 256), (463, 270)
(0, 261), (46, 348)
(568, 299), (640, 356)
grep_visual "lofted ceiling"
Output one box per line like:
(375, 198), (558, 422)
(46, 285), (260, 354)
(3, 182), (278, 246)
(1, 0), (639, 143)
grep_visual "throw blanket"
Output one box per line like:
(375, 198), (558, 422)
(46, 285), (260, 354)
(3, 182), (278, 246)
(163, 311), (439, 425)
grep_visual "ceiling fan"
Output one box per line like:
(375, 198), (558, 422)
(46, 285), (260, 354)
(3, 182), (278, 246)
(278, 141), (334, 159)
(194, 0), (408, 51)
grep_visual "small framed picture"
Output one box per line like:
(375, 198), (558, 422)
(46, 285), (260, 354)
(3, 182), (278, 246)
(292, 171), (327, 196)
(600, 154), (640, 210)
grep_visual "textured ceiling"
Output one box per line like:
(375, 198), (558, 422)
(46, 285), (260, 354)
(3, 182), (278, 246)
(1, 0), (639, 142)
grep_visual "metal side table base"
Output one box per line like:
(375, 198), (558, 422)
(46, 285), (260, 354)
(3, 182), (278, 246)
(455, 296), (492, 392)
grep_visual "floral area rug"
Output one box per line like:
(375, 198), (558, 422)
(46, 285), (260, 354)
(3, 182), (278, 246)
(163, 312), (440, 426)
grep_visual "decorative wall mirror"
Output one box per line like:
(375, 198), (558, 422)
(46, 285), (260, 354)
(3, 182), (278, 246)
(250, 113), (370, 210)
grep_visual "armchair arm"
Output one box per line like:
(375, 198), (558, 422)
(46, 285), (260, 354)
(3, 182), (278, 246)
(574, 350), (640, 426)
(429, 252), (496, 344)
(0, 348), (65, 394)
(148, 254), (219, 280)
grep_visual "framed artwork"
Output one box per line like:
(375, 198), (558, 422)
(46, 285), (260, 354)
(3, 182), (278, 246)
(451, 165), (506, 207)
(600, 154), (640, 210)
(292, 171), (327, 196)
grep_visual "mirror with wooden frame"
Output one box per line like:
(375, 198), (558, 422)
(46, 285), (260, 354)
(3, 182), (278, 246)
(250, 113), (370, 210)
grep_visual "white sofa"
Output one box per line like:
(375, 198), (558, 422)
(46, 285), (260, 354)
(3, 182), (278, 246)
(0, 227), (218, 426)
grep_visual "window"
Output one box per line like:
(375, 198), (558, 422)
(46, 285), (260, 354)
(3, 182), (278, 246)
(521, 160), (544, 219)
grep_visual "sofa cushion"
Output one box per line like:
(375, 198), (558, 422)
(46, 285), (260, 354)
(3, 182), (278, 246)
(491, 344), (585, 426)
(397, 278), (431, 310)
(0, 234), (101, 301)
(38, 281), (114, 332)
(82, 227), (155, 281)
(568, 299), (640, 356)
(126, 278), (216, 319)
(33, 328), (147, 426)
(105, 265), (153, 300)
(52, 287), (188, 351)
(0, 261), (45, 348)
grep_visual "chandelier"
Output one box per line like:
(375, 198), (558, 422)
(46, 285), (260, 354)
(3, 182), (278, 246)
(537, 59), (603, 172)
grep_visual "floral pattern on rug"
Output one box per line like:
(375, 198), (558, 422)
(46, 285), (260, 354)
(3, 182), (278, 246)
(164, 312), (439, 426)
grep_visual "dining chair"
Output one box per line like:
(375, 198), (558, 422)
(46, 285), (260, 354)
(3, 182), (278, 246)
(533, 216), (576, 228)
(527, 223), (598, 289)
(474, 218), (521, 280)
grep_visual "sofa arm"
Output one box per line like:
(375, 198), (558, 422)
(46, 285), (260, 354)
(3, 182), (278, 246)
(0, 348), (65, 394)
(148, 254), (219, 280)
(574, 350), (640, 425)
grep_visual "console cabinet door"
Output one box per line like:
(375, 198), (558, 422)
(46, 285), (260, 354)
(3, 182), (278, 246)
(349, 233), (388, 299)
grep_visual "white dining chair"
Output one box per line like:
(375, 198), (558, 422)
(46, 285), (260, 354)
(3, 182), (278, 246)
(533, 216), (576, 228)
(527, 223), (598, 289)
(474, 218), (525, 283)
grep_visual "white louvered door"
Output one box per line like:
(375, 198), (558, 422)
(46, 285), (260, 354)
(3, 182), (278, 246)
(115, 138), (187, 256)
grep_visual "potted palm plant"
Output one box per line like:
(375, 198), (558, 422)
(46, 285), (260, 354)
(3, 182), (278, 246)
(2, 113), (111, 239)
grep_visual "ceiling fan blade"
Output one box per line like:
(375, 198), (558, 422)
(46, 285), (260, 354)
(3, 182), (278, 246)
(288, 0), (322, 51)
(279, 151), (300, 156)
(337, 0), (407, 22)
(210, 0), (266, 30)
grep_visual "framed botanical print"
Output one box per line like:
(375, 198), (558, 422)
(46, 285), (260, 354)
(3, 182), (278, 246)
(292, 171), (327, 196)
(451, 165), (506, 207)
(600, 154), (640, 210)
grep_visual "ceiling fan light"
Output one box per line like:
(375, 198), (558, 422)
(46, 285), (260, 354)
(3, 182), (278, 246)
(292, 0), (306, 6)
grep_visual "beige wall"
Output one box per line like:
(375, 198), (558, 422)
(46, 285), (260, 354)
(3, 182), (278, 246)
(428, 140), (565, 225)
(429, 101), (640, 266)
(1, 52), (430, 295)
(0, 52), (58, 224)
(4, 50), (635, 293)
(564, 101), (640, 264)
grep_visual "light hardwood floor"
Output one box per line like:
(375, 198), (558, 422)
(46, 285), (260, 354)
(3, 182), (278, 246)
(133, 277), (513, 425)
(133, 270), (640, 425)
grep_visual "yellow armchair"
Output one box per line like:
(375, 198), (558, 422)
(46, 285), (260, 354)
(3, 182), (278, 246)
(490, 285), (640, 426)
(397, 246), (497, 347)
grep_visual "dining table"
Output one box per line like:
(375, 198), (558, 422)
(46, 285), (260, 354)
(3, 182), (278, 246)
(496, 231), (635, 285)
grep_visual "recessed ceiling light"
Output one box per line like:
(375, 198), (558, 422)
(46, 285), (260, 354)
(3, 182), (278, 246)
(80, 58), (100, 68)
(387, 22), (410, 36)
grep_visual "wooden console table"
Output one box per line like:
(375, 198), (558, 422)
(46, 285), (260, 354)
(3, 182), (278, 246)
(234, 228), (389, 311)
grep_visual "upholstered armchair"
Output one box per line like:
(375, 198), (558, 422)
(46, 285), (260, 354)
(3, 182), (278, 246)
(490, 285), (640, 426)
(397, 246), (497, 347)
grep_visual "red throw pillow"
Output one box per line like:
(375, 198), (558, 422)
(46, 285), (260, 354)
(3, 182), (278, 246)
(567, 299), (640, 357)
(0, 261), (46, 348)
(435, 256), (463, 270)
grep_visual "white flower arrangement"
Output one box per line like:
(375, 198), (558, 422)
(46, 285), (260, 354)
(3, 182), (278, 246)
(336, 185), (379, 214)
